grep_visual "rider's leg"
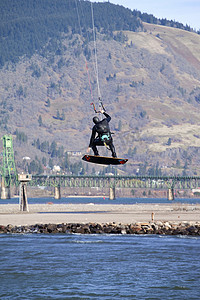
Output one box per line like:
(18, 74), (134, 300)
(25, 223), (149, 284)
(109, 142), (117, 158)
(92, 144), (99, 156)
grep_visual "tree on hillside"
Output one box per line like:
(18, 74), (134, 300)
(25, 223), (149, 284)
(167, 138), (172, 146)
(38, 115), (43, 127)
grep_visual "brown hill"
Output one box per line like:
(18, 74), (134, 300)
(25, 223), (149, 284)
(1, 23), (200, 175)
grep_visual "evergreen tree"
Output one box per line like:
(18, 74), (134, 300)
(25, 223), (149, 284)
(42, 157), (46, 166)
(56, 110), (60, 120)
(167, 138), (172, 146)
(38, 115), (43, 127)
(46, 99), (50, 107)
(49, 158), (53, 169)
(50, 141), (57, 157)
(61, 111), (65, 121)
(36, 138), (40, 149)
(118, 120), (122, 131)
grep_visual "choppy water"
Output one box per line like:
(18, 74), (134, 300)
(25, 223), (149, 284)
(0, 234), (200, 299)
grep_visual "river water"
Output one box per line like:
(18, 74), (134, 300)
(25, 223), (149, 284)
(1, 197), (200, 299)
(0, 233), (200, 299)
(2, 196), (200, 205)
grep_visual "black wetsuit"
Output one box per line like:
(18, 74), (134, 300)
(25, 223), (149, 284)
(89, 112), (117, 157)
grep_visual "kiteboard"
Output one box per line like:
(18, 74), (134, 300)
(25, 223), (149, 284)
(82, 155), (128, 165)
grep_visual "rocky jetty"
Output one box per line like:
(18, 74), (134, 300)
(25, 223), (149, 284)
(0, 221), (200, 235)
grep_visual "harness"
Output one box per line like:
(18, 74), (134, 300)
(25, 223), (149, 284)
(101, 133), (110, 141)
(100, 133), (111, 149)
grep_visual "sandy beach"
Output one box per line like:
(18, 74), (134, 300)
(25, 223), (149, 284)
(0, 203), (200, 226)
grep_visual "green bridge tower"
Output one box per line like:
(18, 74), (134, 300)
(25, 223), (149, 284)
(1, 135), (17, 199)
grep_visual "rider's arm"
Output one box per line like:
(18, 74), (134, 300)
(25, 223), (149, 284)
(102, 111), (111, 122)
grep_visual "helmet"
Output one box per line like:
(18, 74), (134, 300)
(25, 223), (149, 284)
(93, 116), (99, 124)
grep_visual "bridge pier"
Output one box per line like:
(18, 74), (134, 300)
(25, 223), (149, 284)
(19, 182), (29, 212)
(1, 177), (11, 199)
(167, 188), (174, 201)
(18, 174), (32, 212)
(54, 186), (61, 199)
(109, 187), (115, 200)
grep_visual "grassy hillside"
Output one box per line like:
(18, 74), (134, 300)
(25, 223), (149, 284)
(0, 20), (200, 175)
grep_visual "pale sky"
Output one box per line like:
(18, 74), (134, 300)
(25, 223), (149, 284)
(91, 0), (200, 30)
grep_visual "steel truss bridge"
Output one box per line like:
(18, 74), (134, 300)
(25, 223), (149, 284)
(2, 174), (200, 205)
(2, 174), (200, 191)
(27, 175), (200, 190)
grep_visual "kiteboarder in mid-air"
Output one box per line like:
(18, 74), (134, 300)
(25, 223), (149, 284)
(77, 2), (127, 165)
(87, 109), (117, 157)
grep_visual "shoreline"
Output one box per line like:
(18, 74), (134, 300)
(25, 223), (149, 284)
(1, 221), (200, 235)
(0, 203), (200, 235)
